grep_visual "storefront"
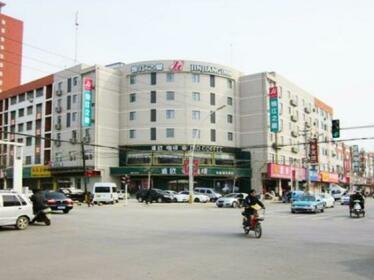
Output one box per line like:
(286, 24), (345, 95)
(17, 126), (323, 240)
(5, 165), (54, 190)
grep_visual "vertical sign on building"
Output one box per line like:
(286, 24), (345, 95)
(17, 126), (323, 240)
(309, 138), (319, 165)
(351, 145), (360, 173)
(82, 78), (93, 127)
(269, 86), (279, 132)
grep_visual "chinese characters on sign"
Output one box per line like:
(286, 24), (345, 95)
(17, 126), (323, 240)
(151, 145), (224, 153)
(309, 138), (319, 164)
(269, 87), (279, 133)
(82, 78), (93, 127)
(183, 159), (199, 176)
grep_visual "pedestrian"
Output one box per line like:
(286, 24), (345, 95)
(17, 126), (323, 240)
(87, 192), (94, 207)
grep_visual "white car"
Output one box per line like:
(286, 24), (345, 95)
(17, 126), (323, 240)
(216, 193), (247, 208)
(117, 191), (130, 200)
(194, 188), (222, 201)
(0, 191), (34, 230)
(319, 193), (335, 208)
(174, 191), (210, 203)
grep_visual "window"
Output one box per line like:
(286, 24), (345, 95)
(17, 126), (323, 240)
(210, 111), (216, 124)
(166, 128), (175, 138)
(67, 95), (71, 110)
(192, 92), (200, 101)
(73, 77), (78, 86)
(192, 129), (200, 139)
(67, 78), (72, 93)
(129, 75), (136, 85)
(150, 72), (157, 85)
(36, 88), (43, 97)
(150, 127), (156, 140)
(25, 156), (32, 165)
(166, 73), (174, 82)
(211, 129), (216, 142)
(192, 74), (200, 83)
(192, 110), (200, 120)
(10, 96), (17, 105)
(34, 155), (41, 164)
(150, 91), (157, 103)
(73, 95), (77, 104)
(166, 91), (175, 101)
(18, 108), (24, 117)
(129, 111), (136, 121)
(26, 137), (32, 146)
(127, 152), (151, 164)
(35, 137), (41, 145)
(72, 112), (77, 122)
(227, 114), (233, 123)
(150, 109), (156, 122)
(129, 93), (136, 103)
(36, 103), (42, 114)
(210, 75), (215, 87)
(26, 121), (32, 130)
(227, 97), (233, 106)
(227, 79), (233, 89)
(129, 129), (136, 139)
(27, 106), (33, 115)
(210, 93), (216, 105)
(19, 93), (25, 102)
(2, 195), (21, 207)
(228, 132), (233, 141)
(66, 112), (71, 127)
(18, 123), (24, 132)
(166, 110), (175, 119)
(155, 154), (184, 165)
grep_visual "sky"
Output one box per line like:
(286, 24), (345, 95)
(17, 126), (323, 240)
(4, 0), (374, 150)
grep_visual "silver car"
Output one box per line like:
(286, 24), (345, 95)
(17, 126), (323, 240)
(216, 193), (247, 208)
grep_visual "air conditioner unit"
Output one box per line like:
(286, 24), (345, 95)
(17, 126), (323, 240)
(56, 90), (63, 96)
(83, 136), (90, 144)
(55, 141), (61, 147)
(291, 130), (298, 137)
(55, 123), (61, 130)
(70, 138), (77, 144)
(304, 107), (311, 114)
(55, 107), (62, 113)
(290, 98), (298, 107)
(305, 122), (311, 128)
(291, 115), (298, 122)
(291, 147), (299, 153)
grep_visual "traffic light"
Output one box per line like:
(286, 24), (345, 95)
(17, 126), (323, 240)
(121, 175), (131, 186)
(332, 119), (340, 138)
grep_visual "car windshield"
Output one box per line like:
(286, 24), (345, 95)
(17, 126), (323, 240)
(44, 192), (67, 200)
(95, 187), (110, 193)
(299, 195), (316, 202)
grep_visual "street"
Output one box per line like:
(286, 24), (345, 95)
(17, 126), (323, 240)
(1, 200), (374, 280)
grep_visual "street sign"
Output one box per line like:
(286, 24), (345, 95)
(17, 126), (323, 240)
(183, 159), (199, 176)
(269, 86), (279, 132)
(309, 138), (319, 165)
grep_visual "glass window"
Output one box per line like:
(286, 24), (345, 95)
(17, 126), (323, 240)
(150, 72), (157, 85)
(166, 128), (175, 138)
(18, 93), (25, 102)
(18, 108), (24, 117)
(211, 129), (216, 142)
(67, 95), (71, 110)
(73, 95), (77, 104)
(210, 93), (215, 105)
(192, 92), (200, 101)
(36, 103), (42, 114)
(73, 77), (78, 86)
(66, 112), (71, 127)
(36, 88), (43, 97)
(150, 91), (157, 103)
(129, 111), (136, 121)
(227, 79), (233, 89)
(150, 127), (156, 140)
(26, 137), (32, 146)
(130, 75), (136, 85)
(27, 91), (34, 100)
(25, 156), (32, 165)
(150, 109), (156, 122)
(27, 106), (33, 115)
(227, 114), (233, 123)
(192, 110), (200, 120)
(18, 123), (24, 132)
(227, 97), (233, 106)
(67, 78), (72, 93)
(10, 96), (17, 105)
(166, 73), (174, 82)
(130, 93), (136, 103)
(26, 121), (32, 130)
(126, 153), (151, 164)
(166, 110), (175, 119)
(215, 153), (235, 165)
(129, 130), (136, 139)
(2, 195), (21, 207)
(228, 132), (233, 141)
(192, 129), (200, 139)
(166, 91), (175, 101)
(192, 74), (200, 83)
(155, 154), (183, 164)
(210, 111), (216, 124)
(193, 153), (212, 165)
(210, 75), (215, 87)
(72, 112), (77, 122)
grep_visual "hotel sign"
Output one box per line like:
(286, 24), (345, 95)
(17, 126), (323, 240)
(151, 145), (223, 153)
(190, 64), (232, 77)
(269, 86), (279, 132)
(82, 78), (93, 127)
(130, 63), (164, 73)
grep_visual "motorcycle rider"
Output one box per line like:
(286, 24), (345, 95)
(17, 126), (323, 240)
(349, 191), (365, 211)
(30, 189), (48, 224)
(242, 189), (265, 229)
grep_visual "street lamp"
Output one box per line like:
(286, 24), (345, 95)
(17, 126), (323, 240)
(189, 105), (226, 204)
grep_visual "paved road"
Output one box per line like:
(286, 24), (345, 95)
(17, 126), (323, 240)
(1, 199), (373, 280)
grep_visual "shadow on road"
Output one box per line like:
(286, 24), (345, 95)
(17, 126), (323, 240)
(340, 258), (374, 280)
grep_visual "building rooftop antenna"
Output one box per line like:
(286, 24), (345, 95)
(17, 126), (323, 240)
(0, 2), (6, 13)
(74, 11), (79, 64)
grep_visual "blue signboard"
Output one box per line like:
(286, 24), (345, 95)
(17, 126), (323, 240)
(82, 78), (93, 127)
(269, 87), (279, 132)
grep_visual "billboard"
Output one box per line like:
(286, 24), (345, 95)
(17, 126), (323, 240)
(82, 78), (93, 127)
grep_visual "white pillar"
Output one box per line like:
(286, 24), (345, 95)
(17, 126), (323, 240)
(13, 146), (23, 193)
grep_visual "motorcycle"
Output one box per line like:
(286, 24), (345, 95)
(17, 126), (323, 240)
(350, 200), (365, 218)
(242, 209), (265, 238)
(32, 208), (52, 225)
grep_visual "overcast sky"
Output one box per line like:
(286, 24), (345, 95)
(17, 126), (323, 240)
(5, 0), (374, 150)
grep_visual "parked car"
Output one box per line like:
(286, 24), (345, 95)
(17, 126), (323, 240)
(117, 190), (130, 200)
(41, 191), (74, 214)
(216, 193), (247, 208)
(174, 191), (210, 203)
(341, 193), (351, 205)
(93, 183), (119, 204)
(136, 189), (173, 203)
(291, 194), (325, 213)
(330, 185), (346, 200)
(0, 191), (34, 230)
(58, 188), (85, 202)
(194, 188), (222, 201)
(319, 193), (335, 208)
(163, 190), (178, 202)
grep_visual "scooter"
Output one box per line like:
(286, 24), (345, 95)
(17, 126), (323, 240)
(242, 209), (265, 238)
(350, 200), (365, 218)
(32, 208), (52, 225)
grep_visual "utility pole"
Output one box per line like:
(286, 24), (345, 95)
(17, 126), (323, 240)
(81, 141), (88, 202)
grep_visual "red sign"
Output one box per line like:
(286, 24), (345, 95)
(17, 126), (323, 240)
(170, 60), (184, 72)
(269, 86), (278, 99)
(183, 159), (199, 176)
(267, 163), (292, 179)
(309, 138), (319, 164)
(84, 78), (93, 91)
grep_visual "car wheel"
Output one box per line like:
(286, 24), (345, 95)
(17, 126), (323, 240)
(321, 208), (324, 213)
(138, 197), (143, 203)
(16, 216), (29, 230)
(63, 209), (70, 214)
(291, 209), (295, 214)
(194, 198), (200, 203)
(232, 201), (239, 208)
(157, 197), (163, 203)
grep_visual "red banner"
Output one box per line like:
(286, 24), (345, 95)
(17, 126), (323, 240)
(309, 138), (319, 164)
(269, 86), (278, 99)
(183, 159), (199, 176)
